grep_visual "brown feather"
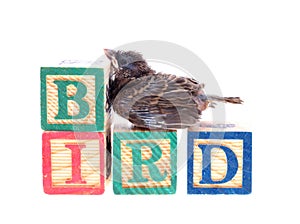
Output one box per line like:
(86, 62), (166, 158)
(111, 68), (206, 129)
(107, 53), (242, 130)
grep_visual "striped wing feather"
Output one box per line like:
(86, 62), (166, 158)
(113, 73), (206, 129)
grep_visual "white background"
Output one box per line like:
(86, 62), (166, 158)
(0, 0), (299, 223)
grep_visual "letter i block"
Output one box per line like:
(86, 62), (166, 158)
(41, 67), (107, 131)
(113, 129), (177, 194)
(188, 125), (252, 194)
(42, 132), (105, 194)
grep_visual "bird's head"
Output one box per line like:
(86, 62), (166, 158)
(104, 49), (145, 71)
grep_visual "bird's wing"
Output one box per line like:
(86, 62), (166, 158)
(113, 73), (207, 129)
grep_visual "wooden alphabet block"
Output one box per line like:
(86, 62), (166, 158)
(113, 127), (177, 194)
(41, 66), (108, 131)
(42, 131), (105, 194)
(187, 124), (252, 194)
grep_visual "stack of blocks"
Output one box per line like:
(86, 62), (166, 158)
(40, 64), (178, 195)
(41, 65), (252, 195)
(41, 64), (111, 194)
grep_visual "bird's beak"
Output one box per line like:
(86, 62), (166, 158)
(104, 49), (115, 60)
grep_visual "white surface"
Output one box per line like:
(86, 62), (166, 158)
(0, 0), (299, 223)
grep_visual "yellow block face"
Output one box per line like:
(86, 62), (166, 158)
(120, 139), (172, 188)
(193, 139), (243, 188)
(50, 139), (101, 187)
(46, 75), (96, 125)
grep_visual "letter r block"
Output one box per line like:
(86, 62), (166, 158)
(41, 67), (106, 131)
(113, 129), (177, 194)
(42, 132), (105, 194)
(188, 129), (252, 194)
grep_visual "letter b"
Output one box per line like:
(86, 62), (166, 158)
(54, 80), (89, 120)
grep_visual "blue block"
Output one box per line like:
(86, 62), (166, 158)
(187, 131), (252, 194)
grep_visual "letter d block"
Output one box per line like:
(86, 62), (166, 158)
(188, 131), (252, 194)
(113, 130), (177, 194)
(41, 67), (106, 131)
(42, 132), (105, 194)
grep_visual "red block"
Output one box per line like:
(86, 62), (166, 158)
(42, 132), (105, 194)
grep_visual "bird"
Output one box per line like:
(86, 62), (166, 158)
(104, 49), (243, 130)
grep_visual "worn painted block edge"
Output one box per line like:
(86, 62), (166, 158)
(187, 132), (252, 194)
(113, 131), (177, 194)
(40, 67), (105, 131)
(42, 131), (105, 194)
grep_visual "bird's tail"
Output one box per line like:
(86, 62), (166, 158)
(207, 95), (243, 104)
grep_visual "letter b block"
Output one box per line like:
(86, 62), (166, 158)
(188, 129), (252, 194)
(113, 129), (177, 194)
(41, 67), (106, 131)
(42, 132), (105, 194)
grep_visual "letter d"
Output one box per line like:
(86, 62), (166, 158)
(198, 144), (238, 184)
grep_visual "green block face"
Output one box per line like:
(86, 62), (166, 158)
(113, 131), (177, 194)
(41, 67), (105, 131)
